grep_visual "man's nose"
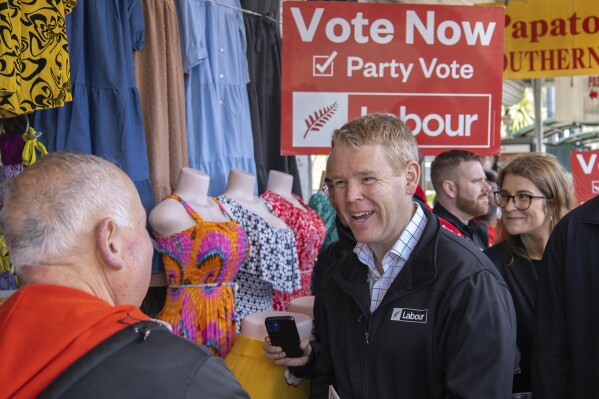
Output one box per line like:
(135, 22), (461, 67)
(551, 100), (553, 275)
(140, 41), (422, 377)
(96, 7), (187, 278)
(345, 180), (363, 202)
(483, 180), (492, 193)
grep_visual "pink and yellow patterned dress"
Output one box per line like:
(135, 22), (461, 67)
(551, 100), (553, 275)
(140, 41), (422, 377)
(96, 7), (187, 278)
(261, 191), (327, 311)
(154, 195), (249, 358)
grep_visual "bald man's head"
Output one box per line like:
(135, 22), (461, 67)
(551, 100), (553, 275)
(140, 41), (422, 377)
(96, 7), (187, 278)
(1, 152), (137, 271)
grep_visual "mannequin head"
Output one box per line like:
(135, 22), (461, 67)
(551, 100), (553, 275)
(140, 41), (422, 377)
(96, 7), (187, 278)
(266, 170), (294, 196)
(222, 169), (257, 198)
(174, 167), (211, 200)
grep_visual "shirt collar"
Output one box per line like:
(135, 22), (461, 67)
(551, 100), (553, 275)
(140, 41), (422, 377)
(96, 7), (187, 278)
(432, 201), (488, 249)
(354, 203), (426, 274)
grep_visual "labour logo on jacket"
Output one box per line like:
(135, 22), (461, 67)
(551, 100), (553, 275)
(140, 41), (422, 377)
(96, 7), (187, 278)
(391, 308), (428, 323)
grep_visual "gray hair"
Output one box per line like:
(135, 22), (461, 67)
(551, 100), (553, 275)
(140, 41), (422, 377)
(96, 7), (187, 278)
(331, 113), (419, 174)
(1, 152), (134, 271)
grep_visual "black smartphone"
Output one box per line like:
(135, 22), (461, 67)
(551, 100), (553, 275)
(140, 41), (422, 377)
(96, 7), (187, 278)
(264, 315), (303, 358)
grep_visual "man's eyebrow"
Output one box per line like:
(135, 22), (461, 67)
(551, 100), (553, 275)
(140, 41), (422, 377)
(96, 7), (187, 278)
(329, 171), (377, 179)
(353, 170), (384, 178)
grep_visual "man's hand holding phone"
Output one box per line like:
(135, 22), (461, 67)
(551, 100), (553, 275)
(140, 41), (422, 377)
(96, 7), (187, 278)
(263, 336), (312, 367)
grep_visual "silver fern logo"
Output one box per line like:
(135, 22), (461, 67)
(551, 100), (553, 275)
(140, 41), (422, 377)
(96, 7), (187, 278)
(303, 101), (339, 139)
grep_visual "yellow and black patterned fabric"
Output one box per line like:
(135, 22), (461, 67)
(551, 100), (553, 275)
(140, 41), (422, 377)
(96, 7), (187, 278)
(0, 232), (11, 274)
(0, 0), (77, 118)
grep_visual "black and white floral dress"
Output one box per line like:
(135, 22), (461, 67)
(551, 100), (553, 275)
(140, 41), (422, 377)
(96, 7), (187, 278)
(218, 195), (301, 328)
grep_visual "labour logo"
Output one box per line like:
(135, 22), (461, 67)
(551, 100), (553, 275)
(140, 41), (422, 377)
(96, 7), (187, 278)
(391, 307), (428, 323)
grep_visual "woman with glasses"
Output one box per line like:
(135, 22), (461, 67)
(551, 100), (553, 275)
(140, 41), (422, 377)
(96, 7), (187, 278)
(484, 153), (575, 396)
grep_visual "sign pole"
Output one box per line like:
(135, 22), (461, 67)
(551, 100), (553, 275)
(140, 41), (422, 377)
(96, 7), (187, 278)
(420, 158), (427, 192)
(532, 78), (545, 153)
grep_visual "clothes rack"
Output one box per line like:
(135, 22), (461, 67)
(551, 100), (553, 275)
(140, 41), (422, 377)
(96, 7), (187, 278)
(204, 0), (278, 24)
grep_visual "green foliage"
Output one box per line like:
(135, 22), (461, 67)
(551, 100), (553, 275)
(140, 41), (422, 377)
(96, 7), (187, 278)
(506, 87), (535, 135)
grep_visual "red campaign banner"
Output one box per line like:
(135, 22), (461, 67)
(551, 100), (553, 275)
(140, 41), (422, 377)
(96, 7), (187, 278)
(281, 1), (505, 156)
(571, 150), (599, 204)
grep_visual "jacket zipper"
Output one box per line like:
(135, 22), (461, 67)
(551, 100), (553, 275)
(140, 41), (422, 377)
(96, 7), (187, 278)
(361, 315), (372, 398)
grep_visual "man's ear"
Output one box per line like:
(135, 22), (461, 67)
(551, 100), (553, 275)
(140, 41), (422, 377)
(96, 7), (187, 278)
(96, 218), (125, 270)
(404, 160), (420, 196)
(442, 180), (457, 199)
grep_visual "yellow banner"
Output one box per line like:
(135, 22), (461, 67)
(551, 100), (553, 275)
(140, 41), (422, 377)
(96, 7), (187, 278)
(487, 0), (599, 79)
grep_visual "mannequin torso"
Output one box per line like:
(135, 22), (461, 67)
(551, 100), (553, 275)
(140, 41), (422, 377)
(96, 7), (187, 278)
(220, 169), (287, 229)
(261, 172), (328, 310)
(149, 167), (229, 236)
(265, 170), (305, 210)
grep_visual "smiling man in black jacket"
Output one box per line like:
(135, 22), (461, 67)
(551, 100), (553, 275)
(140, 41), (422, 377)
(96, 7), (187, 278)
(310, 114), (516, 399)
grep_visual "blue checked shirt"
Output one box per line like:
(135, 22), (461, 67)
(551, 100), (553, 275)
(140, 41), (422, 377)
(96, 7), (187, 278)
(354, 203), (427, 313)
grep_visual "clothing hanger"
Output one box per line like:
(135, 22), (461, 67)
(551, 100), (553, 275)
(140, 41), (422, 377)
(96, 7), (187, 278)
(204, 0), (278, 24)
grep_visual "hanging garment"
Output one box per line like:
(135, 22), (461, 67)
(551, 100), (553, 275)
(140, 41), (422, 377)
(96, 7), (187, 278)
(0, 117), (27, 165)
(225, 335), (309, 399)
(154, 195), (248, 358)
(0, 125), (23, 283)
(217, 195), (300, 327)
(0, 230), (18, 290)
(134, 0), (188, 204)
(32, 0), (154, 211)
(261, 191), (327, 310)
(308, 191), (339, 249)
(0, 164), (24, 182)
(0, 1), (75, 118)
(174, 0), (256, 196)
(240, 0), (302, 196)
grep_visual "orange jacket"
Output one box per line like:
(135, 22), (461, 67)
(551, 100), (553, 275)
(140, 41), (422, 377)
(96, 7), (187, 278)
(0, 284), (149, 398)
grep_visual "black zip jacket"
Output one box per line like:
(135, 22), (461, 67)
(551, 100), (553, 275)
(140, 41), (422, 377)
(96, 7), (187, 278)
(485, 238), (537, 393)
(310, 209), (516, 399)
(533, 195), (599, 398)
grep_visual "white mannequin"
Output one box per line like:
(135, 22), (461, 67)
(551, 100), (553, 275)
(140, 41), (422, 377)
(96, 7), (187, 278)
(221, 169), (287, 229)
(149, 167), (229, 237)
(265, 170), (305, 210)
(288, 296), (315, 320)
(240, 311), (312, 341)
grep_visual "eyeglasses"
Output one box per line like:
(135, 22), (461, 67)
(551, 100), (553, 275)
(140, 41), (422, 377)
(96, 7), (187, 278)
(321, 182), (334, 197)
(493, 191), (548, 210)
(321, 178), (375, 197)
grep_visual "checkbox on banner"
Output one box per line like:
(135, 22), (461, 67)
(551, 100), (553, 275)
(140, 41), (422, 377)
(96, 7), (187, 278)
(592, 180), (599, 194)
(313, 51), (338, 77)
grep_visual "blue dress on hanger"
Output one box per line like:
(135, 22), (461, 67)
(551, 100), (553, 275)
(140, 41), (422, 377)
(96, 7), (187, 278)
(32, 0), (154, 211)
(175, 0), (256, 196)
